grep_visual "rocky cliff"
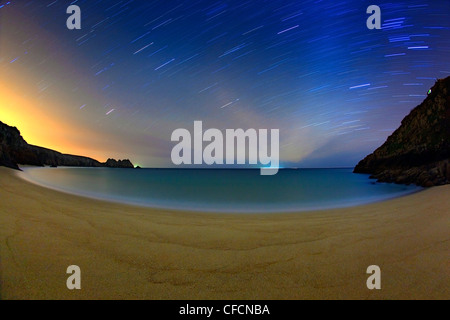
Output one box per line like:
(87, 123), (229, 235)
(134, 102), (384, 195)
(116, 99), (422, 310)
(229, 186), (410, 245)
(354, 76), (450, 187)
(0, 121), (135, 170)
(104, 158), (135, 169)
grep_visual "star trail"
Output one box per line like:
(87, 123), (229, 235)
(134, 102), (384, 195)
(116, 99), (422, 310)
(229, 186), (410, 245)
(0, 0), (449, 167)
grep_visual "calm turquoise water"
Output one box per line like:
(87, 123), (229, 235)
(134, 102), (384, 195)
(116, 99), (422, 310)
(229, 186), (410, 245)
(21, 167), (422, 213)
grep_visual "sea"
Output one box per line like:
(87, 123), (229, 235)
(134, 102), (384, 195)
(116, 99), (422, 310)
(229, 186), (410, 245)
(20, 167), (423, 213)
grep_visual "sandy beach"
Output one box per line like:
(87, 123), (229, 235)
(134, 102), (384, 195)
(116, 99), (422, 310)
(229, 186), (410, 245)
(0, 166), (448, 300)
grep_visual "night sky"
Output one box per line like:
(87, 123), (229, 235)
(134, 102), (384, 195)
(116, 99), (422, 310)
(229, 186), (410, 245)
(0, 0), (449, 168)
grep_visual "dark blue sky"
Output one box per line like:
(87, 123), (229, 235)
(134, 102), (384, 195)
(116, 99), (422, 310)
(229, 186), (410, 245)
(0, 0), (449, 167)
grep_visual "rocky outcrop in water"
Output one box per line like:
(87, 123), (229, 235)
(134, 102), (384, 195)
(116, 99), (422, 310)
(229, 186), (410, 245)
(0, 120), (135, 170)
(104, 158), (135, 169)
(354, 76), (450, 187)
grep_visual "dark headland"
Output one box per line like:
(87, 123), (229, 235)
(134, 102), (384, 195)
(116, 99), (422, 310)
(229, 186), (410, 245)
(0, 120), (134, 170)
(354, 76), (450, 187)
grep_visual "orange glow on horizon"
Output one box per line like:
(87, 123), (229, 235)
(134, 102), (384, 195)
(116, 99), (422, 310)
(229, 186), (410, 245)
(0, 82), (107, 162)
